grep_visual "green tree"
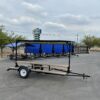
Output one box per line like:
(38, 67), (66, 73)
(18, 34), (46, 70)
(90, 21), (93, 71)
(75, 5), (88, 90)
(0, 25), (9, 57)
(82, 35), (100, 48)
(7, 32), (25, 42)
(0, 25), (25, 57)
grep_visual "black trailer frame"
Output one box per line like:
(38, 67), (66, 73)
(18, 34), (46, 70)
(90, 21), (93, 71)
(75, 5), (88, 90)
(7, 40), (90, 79)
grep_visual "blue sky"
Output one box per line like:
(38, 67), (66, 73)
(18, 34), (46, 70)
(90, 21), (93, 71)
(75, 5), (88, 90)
(0, 0), (100, 41)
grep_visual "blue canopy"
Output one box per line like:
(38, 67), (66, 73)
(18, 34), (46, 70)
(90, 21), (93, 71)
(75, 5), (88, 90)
(41, 44), (53, 54)
(64, 44), (70, 53)
(25, 44), (40, 54)
(54, 44), (63, 54)
(5, 42), (22, 48)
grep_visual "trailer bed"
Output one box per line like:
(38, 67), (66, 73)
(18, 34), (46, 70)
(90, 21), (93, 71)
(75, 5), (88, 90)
(7, 61), (69, 75)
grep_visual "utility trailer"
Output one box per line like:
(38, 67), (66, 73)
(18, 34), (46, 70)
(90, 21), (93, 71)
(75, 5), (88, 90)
(7, 40), (90, 79)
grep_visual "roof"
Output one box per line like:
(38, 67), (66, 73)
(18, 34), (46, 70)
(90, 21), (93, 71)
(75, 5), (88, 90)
(5, 42), (22, 48)
(16, 40), (74, 44)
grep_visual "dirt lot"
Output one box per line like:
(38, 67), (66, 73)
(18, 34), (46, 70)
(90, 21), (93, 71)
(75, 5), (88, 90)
(0, 52), (100, 100)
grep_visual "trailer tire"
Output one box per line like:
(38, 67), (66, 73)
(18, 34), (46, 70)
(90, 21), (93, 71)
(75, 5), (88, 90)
(18, 66), (30, 78)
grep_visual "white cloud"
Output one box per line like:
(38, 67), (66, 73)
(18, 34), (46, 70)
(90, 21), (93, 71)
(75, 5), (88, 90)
(46, 13), (100, 36)
(22, 1), (44, 12)
(41, 12), (48, 17)
(22, 1), (48, 18)
(0, 0), (100, 40)
(43, 21), (68, 33)
(0, 14), (3, 18)
(0, 14), (10, 24)
(9, 16), (41, 25)
(0, 14), (4, 21)
(56, 13), (91, 25)
(44, 22), (66, 29)
(91, 16), (100, 20)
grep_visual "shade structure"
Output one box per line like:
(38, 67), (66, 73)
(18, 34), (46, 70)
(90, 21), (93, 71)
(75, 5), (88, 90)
(41, 44), (52, 54)
(25, 45), (34, 53)
(5, 42), (22, 48)
(25, 43), (74, 55)
(64, 44), (70, 53)
(54, 44), (63, 54)
(25, 44), (40, 54)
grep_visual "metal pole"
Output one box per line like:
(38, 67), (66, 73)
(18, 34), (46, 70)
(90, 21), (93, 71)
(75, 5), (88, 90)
(67, 42), (71, 73)
(15, 40), (18, 67)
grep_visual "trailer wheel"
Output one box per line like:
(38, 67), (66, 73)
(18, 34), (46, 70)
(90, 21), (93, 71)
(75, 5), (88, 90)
(18, 66), (30, 78)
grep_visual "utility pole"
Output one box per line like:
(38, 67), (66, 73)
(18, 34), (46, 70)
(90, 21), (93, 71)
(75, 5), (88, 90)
(76, 34), (79, 44)
(76, 34), (79, 54)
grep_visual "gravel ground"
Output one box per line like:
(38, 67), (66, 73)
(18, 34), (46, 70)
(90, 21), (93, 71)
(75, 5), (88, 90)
(0, 52), (100, 100)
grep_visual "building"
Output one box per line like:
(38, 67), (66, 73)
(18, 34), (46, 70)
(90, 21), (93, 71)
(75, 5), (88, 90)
(33, 28), (42, 40)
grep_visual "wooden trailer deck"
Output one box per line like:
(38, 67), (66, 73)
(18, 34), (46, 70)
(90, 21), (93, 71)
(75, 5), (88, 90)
(17, 61), (68, 75)
(7, 61), (69, 75)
